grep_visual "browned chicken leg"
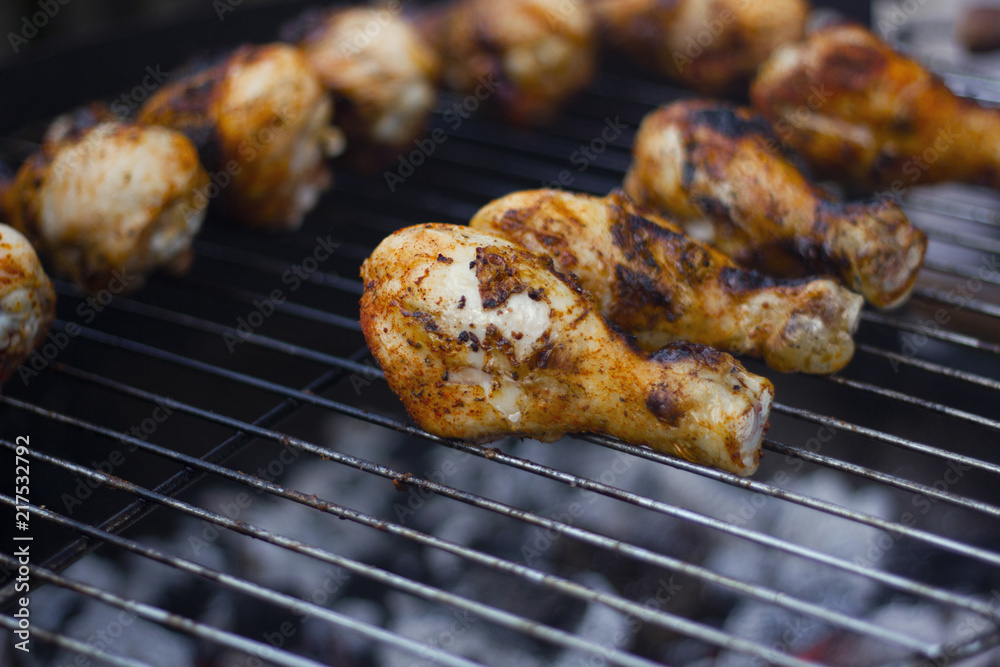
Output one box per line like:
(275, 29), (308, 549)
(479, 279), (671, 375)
(139, 44), (343, 230)
(624, 100), (928, 309)
(420, 0), (597, 125)
(3, 108), (209, 294)
(0, 223), (56, 387)
(282, 5), (440, 171)
(751, 23), (1000, 193)
(471, 189), (863, 374)
(589, 0), (808, 95)
(361, 223), (774, 476)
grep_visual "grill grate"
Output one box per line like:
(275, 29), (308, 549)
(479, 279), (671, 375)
(2, 12), (1000, 667)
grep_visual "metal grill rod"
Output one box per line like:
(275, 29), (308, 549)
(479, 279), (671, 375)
(861, 310), (1000, 354)
(39, 313), (1000, 571)
(58, 266), (1000, 473)
(769, 403), (1000, 475)
(44, 324), (1000, 574)
(60, 281), (1000, 485)
(1, 425), (938, 656)
(584, 433), (1000, 591)
(416, 115), (997, 251)
(64, 273), (1000, 415)
(17, 353), (370, 610)
(824, 375), (1000, 431)
(190, 240), (359, 294)
(919, 227), (1000, 255)
(905, 192), (1000, 229)
(0, 480), (661, 667)
(856, 344), (1000, 391)
(923, 260), (1000, 289)
(0, 615), (150, 667)
(0, 552), (340, 667)
(52, 286), (1000, 518)
(911, 287), (1000, 320)
(0, 412), (823, 666)
(49, 291), (375, 377)
(180, 275), (362, 332)
(11, 366), (1000, 624)
(764, 439), (1000, 516)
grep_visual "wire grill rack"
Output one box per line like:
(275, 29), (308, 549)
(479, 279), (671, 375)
(2, 10), (1000, 667)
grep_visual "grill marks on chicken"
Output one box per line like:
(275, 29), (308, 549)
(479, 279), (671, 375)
(471, 189), (862, 374)
(421, 0), (597, 125)
(0, 224), (56, 387)
(361, 223), (773, 476)
(139, 44), (343, 230)
(750, 23), (1000, 192)
(2, 112), (209, 294)
(283, 6), (440, 171)
(589, 0), (808, 95)
(624, 100), (928, 309)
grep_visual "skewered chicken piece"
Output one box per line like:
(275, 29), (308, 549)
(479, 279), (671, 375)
(361, 223), (774, 476)
(589, 0), (808, 95)
(420, 0), (597, 125)
(282, 4), (440, 172)
(2, 108), (210, 294)
(624, 100), (928, 309)
(0, 223), (56, 387)
(471, 189), (863, 374)
(138, 43), (343, 230)
(750, 23), (1000, 193)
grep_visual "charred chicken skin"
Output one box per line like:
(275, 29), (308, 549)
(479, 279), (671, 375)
(624, 100), (928, 309)
(751, 23), (1000, 193)
(0, 223), (56, 387)
(360, 223), (774, 476)
(139, 43), (343, 230)
(283, 5), (440, 171)
(421, 0), (597, 125)
(2, 110), (209, 295)
(589, 0), (808, 95)
(471, 189), (863, 374)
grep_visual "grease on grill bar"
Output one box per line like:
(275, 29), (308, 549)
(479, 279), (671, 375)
(2, 56), (1000, 667)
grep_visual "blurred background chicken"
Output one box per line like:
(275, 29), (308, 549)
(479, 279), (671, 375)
(138, 43), (343, 231)
(751, 23), (1000, 193)
(282, 4), (440, 172)
(2, 106), (209, 294)
(361, 223), (773, 475)
(420, 0), (598, 125)
(471, 189), (863, 374)
(589, 0), (809, 95)
(624, 100), (928, 309)
(0, 223), (56, 387)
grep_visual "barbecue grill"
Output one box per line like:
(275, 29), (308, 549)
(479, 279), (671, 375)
(2, 3), (1000, 666)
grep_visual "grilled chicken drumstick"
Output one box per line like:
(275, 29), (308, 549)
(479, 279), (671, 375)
(471, 189), (863, 374)
(282, 5), (440, 171)
(361, 223), (774, 476)
(751, 23), (1000, 193)
(624, 101), (928, 309)
(139, 43), (343, 230)
(421, 0), (597, 125)
(3, 109), (209, 294)
(589, 0), (808, 95)
(0, 223), (56, 386)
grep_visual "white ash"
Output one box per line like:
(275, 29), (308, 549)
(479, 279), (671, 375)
(552, 573), (632, 667)
(18, 412), (997, 666)
(700, 471), (902, 663)
(376, 592), (548, 667)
